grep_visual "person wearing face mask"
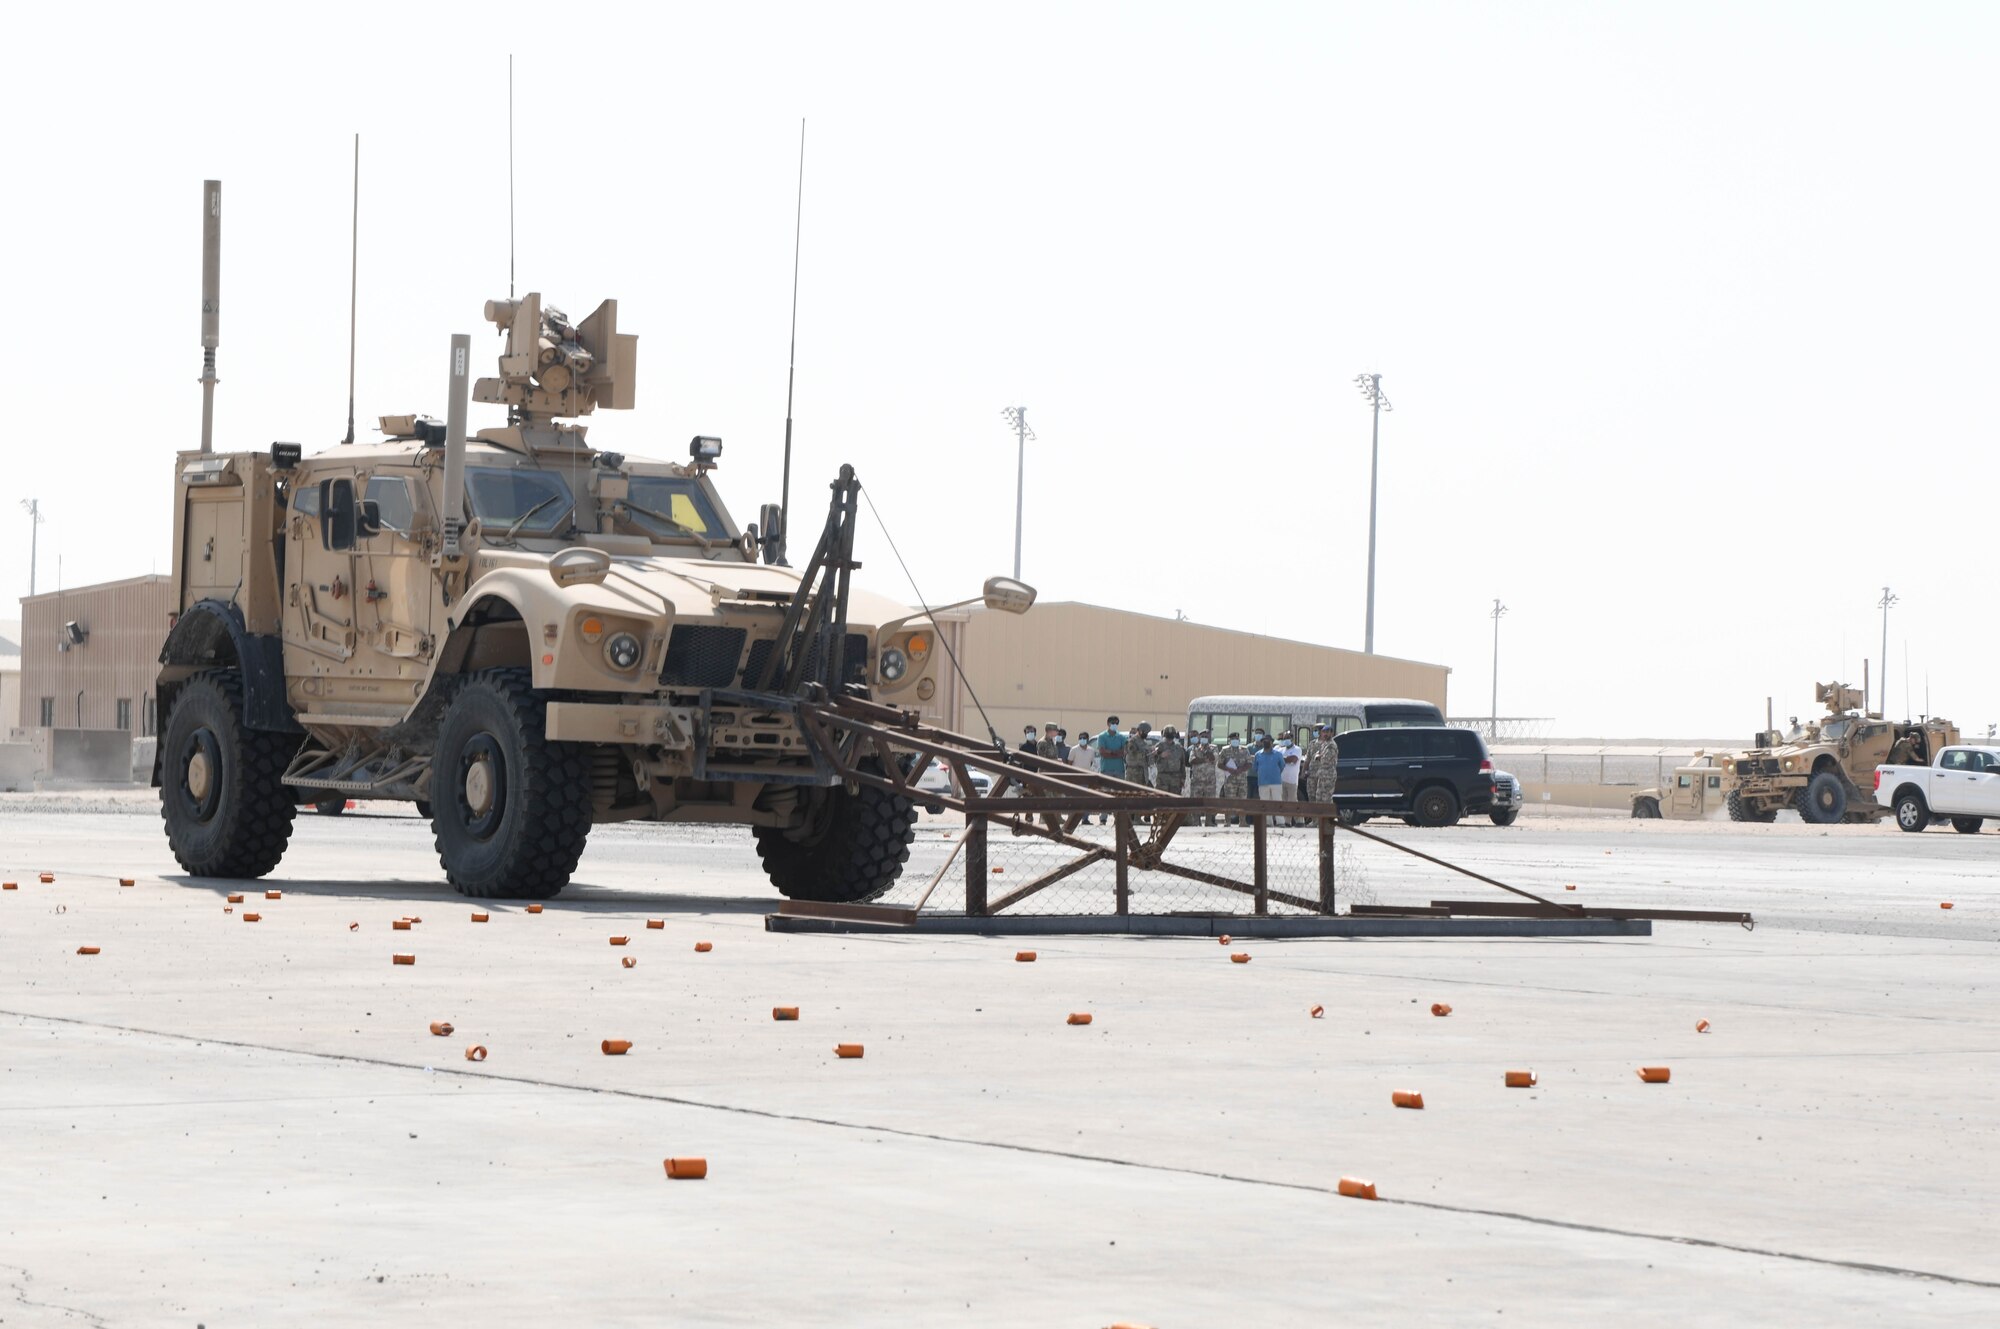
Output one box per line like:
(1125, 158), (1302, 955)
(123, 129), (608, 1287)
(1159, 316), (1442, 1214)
(1020, 725), (1039, 755)
(1187, 730), (1219, 825)
(1094, 717), (1129, 824)
(1154, 727), (1187, 798)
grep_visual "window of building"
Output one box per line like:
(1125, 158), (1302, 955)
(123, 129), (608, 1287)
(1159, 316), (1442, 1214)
(144, 696), (157, 737)
(39, 697), (54, 727)
(116, 698), (132, 732)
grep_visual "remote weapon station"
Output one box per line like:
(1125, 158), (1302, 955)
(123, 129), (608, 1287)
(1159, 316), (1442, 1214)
(157, 180), (1034, 899)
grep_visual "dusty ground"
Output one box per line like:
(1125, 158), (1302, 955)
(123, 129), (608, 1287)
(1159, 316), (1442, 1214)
(1, 792), (1994, 1326)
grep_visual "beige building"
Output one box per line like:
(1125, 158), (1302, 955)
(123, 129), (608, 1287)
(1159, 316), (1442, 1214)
(15, 575), (174, 737)
(925, 601), (1450, 740)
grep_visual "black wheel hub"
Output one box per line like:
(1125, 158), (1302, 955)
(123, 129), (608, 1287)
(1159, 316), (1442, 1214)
(457, 733), (507, 840)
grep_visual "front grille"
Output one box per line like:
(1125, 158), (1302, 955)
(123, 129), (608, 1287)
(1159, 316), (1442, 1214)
(661, 625), (747, 688)
(1735, 758), (1780, 778)
(741, 631), (870, 689)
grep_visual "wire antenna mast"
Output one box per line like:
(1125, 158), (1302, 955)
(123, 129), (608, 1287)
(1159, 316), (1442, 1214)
(776, 118), (807, 567)
(342, 134), (359, 446)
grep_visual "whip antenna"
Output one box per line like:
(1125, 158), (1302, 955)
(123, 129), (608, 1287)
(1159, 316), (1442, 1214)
(778, 117), (806, 565)
(508, 54), (516, 301)
(343, 133), (359, 445)
(198, 179), (221, 453)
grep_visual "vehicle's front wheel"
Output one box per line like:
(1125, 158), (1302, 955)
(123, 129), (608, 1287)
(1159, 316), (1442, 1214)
(1632, 797), (1661, 820)
(1893, 792), (1929, 833)
(159, 670), (298, 879)
(1951, 816), (1984, 835)
(754, 761), (917, 903)
(1412, 785), (1461, 828)
(431, 668), (591, 898)
(1726, 790), (1751, 823)
(1490, 808), (1519, 827)
(1797, 771), (1849, 824)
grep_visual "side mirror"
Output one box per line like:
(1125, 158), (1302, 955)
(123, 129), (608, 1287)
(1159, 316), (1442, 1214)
(357, 499), (383, 539)
(758, 503), (785, 564)
(982, 576), (1037, 614)
(321, 478), (357, 550)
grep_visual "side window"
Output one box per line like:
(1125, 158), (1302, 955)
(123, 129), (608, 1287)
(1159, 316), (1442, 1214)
(1368, 731), (1416, 760)
(1451, 732), (1485, 760)
(1943, 750), (1969, 770)
(1708, 775), (1722, 789)
(292, 485), (321, 518)
(1333, 716), (1365, 736)
(365, 476), (417, 537)
(1677, 775), (1692, 789)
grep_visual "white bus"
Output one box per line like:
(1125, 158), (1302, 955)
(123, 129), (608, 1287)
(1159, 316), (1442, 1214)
(1184, 695), (1445, 740)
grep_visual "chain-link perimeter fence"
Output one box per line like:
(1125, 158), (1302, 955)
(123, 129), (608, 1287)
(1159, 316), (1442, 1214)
(878, 813), (1374, 917)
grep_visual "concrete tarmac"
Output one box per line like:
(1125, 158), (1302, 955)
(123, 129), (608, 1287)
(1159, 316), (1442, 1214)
(2, 794), (1995, 1326)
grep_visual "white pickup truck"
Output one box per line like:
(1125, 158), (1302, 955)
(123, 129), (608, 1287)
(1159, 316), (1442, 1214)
(1875, 745), (2000, 834)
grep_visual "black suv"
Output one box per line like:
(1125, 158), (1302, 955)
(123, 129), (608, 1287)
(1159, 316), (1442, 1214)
(1334, 727), (1496, 828)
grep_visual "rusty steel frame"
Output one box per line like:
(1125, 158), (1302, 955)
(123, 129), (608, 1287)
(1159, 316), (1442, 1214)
(789, 693), (1754, 928)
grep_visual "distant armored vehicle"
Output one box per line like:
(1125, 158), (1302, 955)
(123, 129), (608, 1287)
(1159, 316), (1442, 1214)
(156, 182), (1031, 900)
(1723, 683), (1958, 824)
(1629, 753), (1733, 820)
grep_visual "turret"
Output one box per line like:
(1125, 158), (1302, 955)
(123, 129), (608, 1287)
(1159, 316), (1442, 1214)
(472, 294), (638, 456)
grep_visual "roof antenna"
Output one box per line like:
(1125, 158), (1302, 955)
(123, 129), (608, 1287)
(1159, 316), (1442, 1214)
(777, 117), (806, 566)
(198, 179), (221, 453)
(342, 133), (359, 445)
(508, 54), (516, 301)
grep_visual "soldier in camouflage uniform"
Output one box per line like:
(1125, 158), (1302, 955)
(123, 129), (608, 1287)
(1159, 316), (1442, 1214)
(1187, 730), (1219, 825)
(1124, 723), (1155, 789)
(1153, 727), (1188, 799)
(1035, 723), (1063, 762)
(1218, 732), (1252, 825)
(1307, 725), (1341, 804)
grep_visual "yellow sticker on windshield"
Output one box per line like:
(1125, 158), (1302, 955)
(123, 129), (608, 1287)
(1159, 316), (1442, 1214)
(670, 493), (709, 534)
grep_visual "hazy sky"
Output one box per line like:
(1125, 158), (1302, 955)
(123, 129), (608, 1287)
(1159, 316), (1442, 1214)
(7, 1), (1996, 738)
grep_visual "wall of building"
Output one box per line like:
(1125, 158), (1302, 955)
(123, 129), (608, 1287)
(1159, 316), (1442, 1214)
(939, 601), (1451, 741)
(16, 576), (173, 738)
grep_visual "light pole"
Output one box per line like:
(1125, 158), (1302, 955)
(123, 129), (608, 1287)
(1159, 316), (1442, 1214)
(1876, 586), (1898, 716)
(1001, 407), (1035, 581)
(1354, 373), (1392, 653)
(1490, 598), (1508, 741)
(19, 498), (42, 596)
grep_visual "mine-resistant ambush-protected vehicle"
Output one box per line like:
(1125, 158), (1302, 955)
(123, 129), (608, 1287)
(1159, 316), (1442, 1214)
(157, 183), (1031, 901)
(1723, 683), (1958, 825)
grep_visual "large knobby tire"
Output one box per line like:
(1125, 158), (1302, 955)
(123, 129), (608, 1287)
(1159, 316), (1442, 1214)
(1632, 797), (1662, 820)
(159, 670), (298, 879)
(1893, 791), (1929, 833)
(1796, 771), (1849, 825)
(1490, 808), (1520, 827)
(1725, 790), (1751, 823)
(1412, 785), (1460, 828)
(431, 668), (591, 898)
(1951, 816), (1985, 835)
(753, 762), (917, 903)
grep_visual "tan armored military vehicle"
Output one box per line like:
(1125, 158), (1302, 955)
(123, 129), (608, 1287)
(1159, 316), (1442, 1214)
(1629, 753), (1734, 820)
(1722, 683), (1959, 824)
(157, 184), (1031, 900)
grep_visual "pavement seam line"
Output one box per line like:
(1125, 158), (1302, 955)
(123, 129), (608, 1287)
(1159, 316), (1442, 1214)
(10, 1007), (1997, 1291)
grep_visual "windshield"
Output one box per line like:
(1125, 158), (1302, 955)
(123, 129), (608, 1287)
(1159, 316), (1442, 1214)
(467, 467), (574, 537)
(625, 475), (726, 540)
(1820, 718), (1852, 742)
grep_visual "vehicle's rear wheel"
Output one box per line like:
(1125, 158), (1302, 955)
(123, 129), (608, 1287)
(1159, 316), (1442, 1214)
(1632, 797), (1661, 819)
(1893, 792), (1929, 832)
(754, 761), (916, 903)
(1951, 816), (1984, 835)
(1490, 808), (1519, 827)
(1797, 771), (1849, 825)
(159, 670), (298, 879)
(431, 668), (591, 899)
(1412, 785), (1460, 828)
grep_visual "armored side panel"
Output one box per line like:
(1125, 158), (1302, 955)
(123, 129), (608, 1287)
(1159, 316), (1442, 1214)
(171, 450), (285, 635)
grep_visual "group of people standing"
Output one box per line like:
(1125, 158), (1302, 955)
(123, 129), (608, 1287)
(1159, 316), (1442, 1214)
(1020, 718), (1341, 826)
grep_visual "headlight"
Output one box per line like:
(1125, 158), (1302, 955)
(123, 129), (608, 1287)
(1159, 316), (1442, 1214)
(604, 632), (643, 672)
(879, 647), (907, 682)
